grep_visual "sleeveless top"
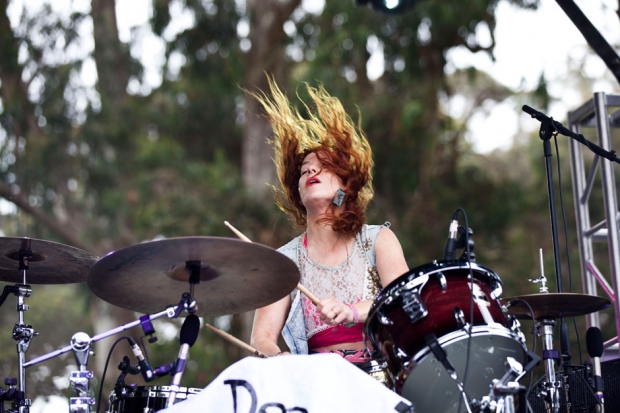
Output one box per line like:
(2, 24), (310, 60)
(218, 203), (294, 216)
(278, 223), (387, 354)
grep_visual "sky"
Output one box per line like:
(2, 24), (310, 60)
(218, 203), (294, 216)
(448, 0), (620, 152)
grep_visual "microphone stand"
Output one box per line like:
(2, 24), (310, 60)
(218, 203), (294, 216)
(522, 105), (620, 367)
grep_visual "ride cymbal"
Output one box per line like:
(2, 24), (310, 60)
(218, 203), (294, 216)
(501, 293), (611, 320)
(87, 236), (300, 316)
(0, 237), (98, 284)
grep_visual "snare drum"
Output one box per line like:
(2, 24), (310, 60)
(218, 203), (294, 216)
(107, 385), (202, 413)
(365, 261), (526, 413)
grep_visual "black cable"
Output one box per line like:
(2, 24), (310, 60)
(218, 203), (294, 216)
(95, 336), (134, 413)
(552, 133), (583, 365)
(454, 207), (473, 413)
(0, 286), (13, 308)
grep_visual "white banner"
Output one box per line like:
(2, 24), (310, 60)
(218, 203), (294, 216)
(164, 354), (413, 413)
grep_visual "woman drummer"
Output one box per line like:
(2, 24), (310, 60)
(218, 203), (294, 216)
(249, 77), (409, 367)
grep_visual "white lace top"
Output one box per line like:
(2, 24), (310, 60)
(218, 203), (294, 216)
(298, 235), (374, 339)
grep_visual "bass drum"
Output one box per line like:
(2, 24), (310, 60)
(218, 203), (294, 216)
(107, 385), (202, 413)
(365, 261), (526, 413)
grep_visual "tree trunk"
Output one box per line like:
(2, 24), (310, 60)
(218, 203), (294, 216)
(91, 0), (130, 107)
(242, 0), (301, 196)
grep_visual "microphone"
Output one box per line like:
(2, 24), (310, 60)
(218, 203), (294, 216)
(152, 362), (175, 377)
(127, 337), (155, 382)
(168, 314), (201, 405)
(586, 326), (605, 412)
(443, 211), (459, 262)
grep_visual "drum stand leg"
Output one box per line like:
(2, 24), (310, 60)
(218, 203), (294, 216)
(537, 319), (560, 413)
(6, 282), (36, 413)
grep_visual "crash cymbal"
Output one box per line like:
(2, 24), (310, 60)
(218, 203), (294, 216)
(87, 236), (300, 316)
(0, 237), (98, 284)
(501, 293), (611, 320)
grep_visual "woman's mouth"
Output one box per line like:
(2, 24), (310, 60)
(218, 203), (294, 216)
(306, 177), (320, 186)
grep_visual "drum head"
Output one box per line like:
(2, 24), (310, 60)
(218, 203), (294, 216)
(400, 326), (526, 413)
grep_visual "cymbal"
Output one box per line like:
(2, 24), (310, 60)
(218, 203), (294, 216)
(501, 293), (611, 319)
(0, 237), (98, 284)
(87, 236), (300, 316)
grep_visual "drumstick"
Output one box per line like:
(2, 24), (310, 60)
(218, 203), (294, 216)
(205, 323), (268, 358)
(224, 221), (252, 242)
(223, 221), (321, 305)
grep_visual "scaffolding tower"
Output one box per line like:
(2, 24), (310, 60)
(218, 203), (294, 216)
(568, 92), (620, 355)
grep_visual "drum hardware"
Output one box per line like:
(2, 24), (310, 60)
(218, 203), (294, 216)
(23, 301), (190, 413)
(454, 307), (467, 329)
(529, 249), (549, 293)
(472, 351), (541, 413)
(67, 332), (96, 413)
(167, 314), (200, 406)
(506, 316), (527, 347)
(86, 236), (300, 316)
(536, 318), (561, 413)
(436, 272), (447, 291)
(400, 289), (427, 323)
(0, 237), (99, 413)
(0, 377), (27, 413)
(366, 261), (526, 413)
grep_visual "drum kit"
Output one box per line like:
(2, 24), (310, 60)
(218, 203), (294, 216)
(0, 234), (612, 413)
(0, 235), (300, 413)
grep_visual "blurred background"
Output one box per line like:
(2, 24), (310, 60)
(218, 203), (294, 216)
(0, 0), (619, 410)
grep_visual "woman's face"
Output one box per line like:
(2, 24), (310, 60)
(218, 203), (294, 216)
(298, 152), (343, 210)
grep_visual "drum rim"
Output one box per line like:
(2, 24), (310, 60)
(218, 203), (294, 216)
(408, 323), (526, 366)
(109, 385), (202, 401)
(365, 260), (502, 333)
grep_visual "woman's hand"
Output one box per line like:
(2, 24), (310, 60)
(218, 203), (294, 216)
(317, 297), (354, 325)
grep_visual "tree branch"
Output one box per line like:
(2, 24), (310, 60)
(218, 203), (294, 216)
(0, 182), (93, 253)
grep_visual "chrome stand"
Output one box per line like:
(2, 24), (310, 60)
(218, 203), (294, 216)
(68, 332), (95, 413)
(537, 319), (560, 413)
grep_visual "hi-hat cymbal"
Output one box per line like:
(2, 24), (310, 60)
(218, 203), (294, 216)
(87, 236), (300, 316)
(0, 237), (98, 284)
(501, 293), (611, 320)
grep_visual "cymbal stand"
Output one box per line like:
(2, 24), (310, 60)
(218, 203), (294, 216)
(529, 250), (560, 413)
(528, 249), (549, 293)
(4, 240), (40, 413)
(537, 318), (560, 413)
(23, 303), (185, 412)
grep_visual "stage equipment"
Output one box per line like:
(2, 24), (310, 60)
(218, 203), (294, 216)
(87, 236), (300, 316)
(365, 260), (525, 413)
(0, 237), (98, 412)
(567, 92), (620, 355)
